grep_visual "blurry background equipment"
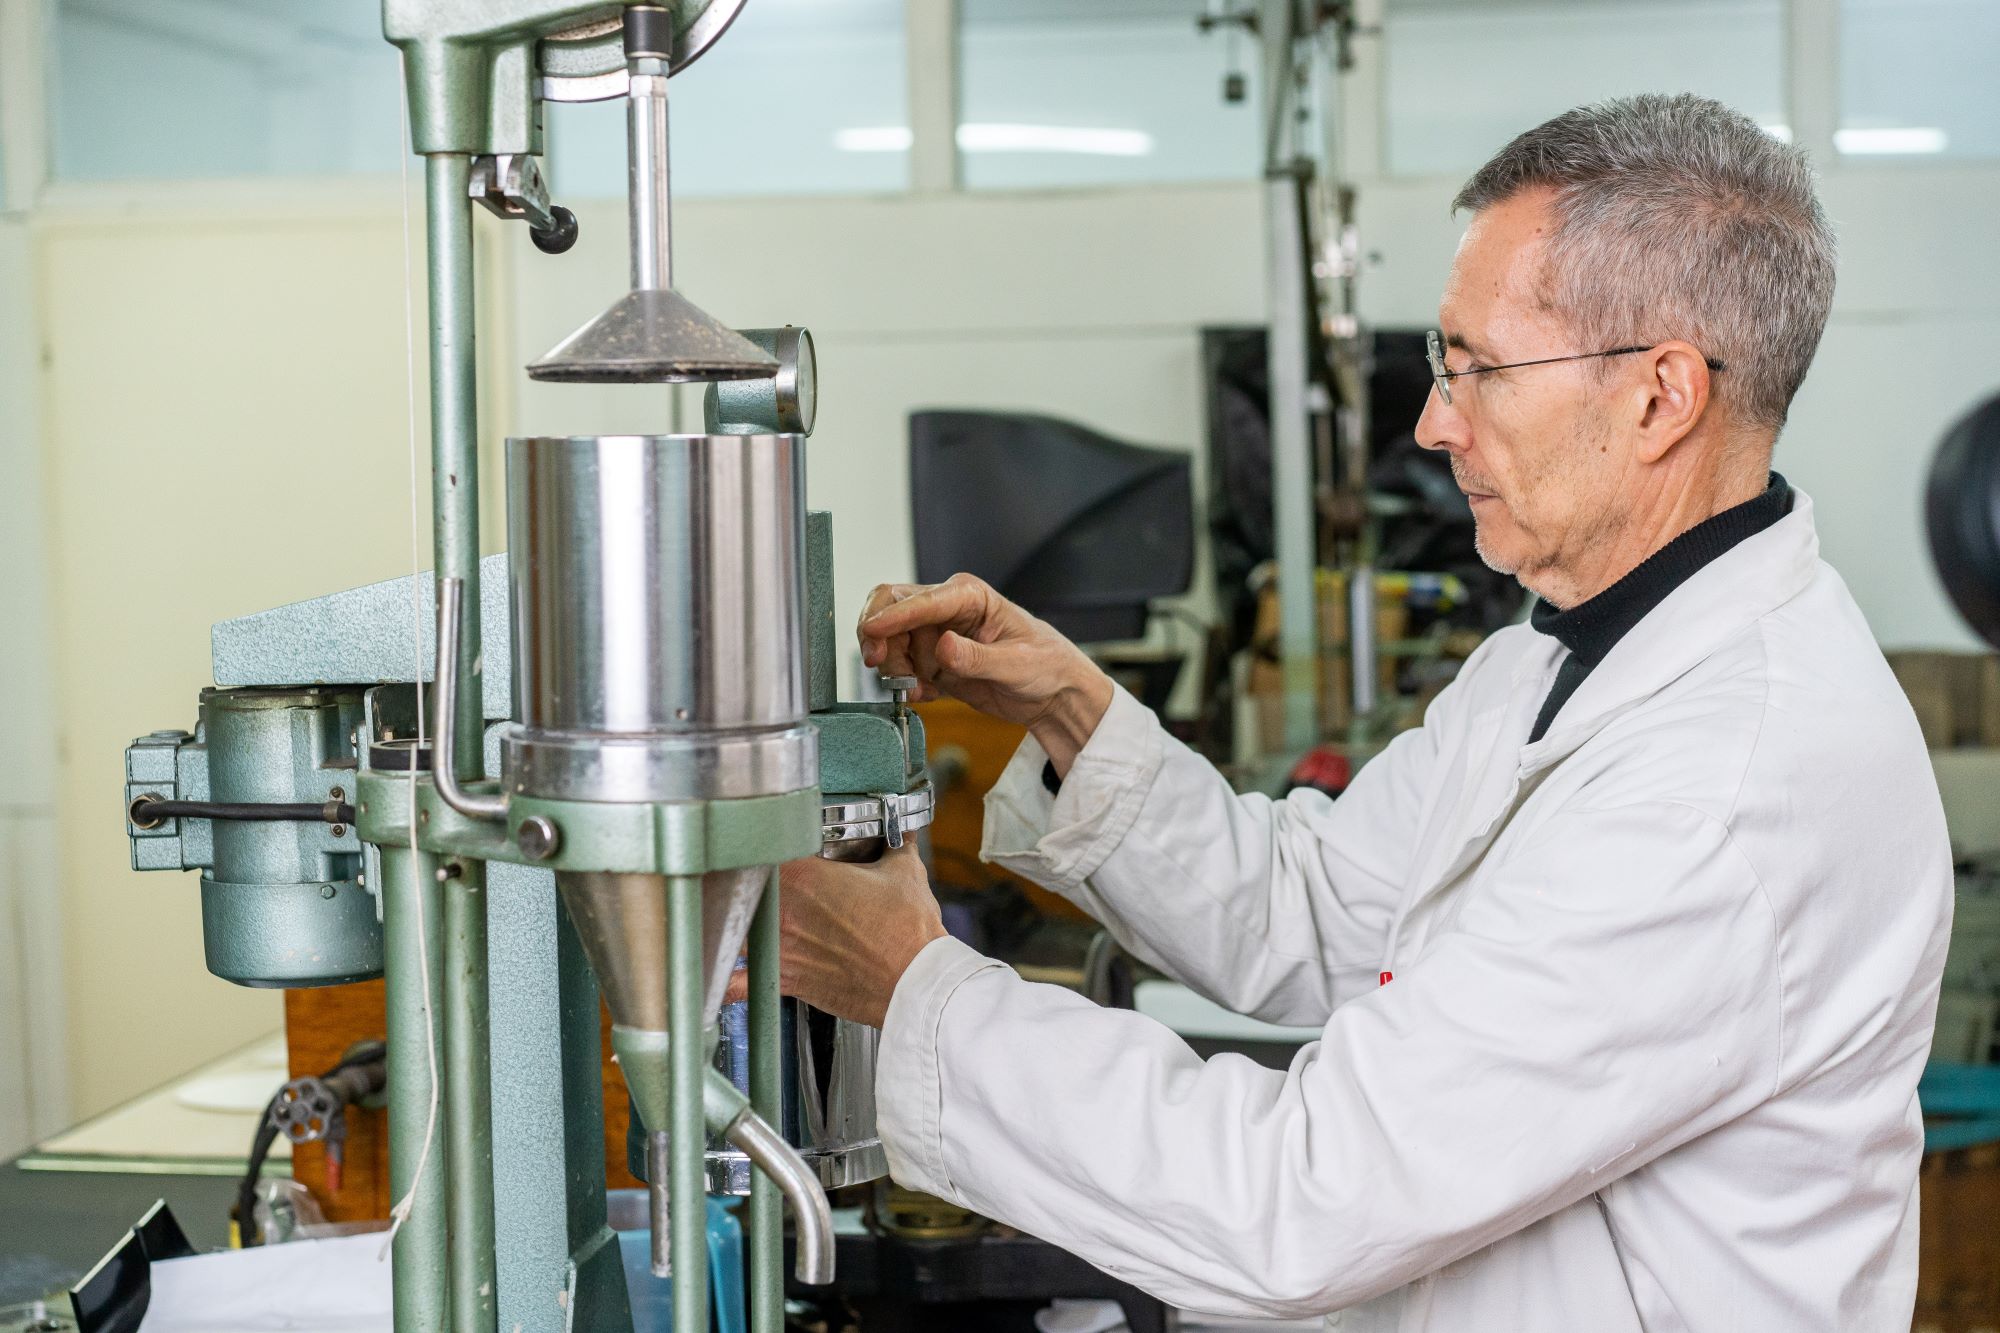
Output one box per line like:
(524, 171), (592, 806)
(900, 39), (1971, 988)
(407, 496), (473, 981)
(911, 410), (1195, 646)
(1910, 391), (2000, 1332)
(911, 409), (1198, 720)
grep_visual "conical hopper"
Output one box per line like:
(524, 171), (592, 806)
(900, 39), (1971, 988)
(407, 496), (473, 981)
(558, 866), (769, 1132)
(526, 288), (778, 385)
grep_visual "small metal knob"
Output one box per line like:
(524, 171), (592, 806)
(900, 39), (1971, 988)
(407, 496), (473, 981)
(518, 815), (562, 861)
(879, 675), (918, 710)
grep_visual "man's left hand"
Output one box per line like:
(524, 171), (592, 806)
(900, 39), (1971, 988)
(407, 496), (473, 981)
(725, 843), (947, 1029)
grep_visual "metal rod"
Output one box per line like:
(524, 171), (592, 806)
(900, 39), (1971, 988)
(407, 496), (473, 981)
(443, 858), (497, 1333)
(747, 865), (784, 1330)
(647, 1129), (673, 1279)
(627, 58), (671, 291)
(1266, 167), (1322, 752)
(1349, 564), (1377, 728)
(432, 578), (506, 821)
(382, 845), (449, 1332)
(425, 153), (484, 785)
(669, 874), (709, 1333)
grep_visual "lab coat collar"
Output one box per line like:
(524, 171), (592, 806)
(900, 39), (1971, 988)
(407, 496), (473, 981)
(1513, 487), (1823, 774)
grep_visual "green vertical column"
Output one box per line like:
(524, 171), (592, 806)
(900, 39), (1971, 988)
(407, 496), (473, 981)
(747, 865), (784, 1331)
(383, 844), (450, 1331)
(424, 151), (484, 781)
(669, 874), (709, 1333)
(444, 859), (497, 1333)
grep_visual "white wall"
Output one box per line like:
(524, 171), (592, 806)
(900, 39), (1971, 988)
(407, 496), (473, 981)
(28, 186), (511, 1119)
(0, 212), (68, 1155)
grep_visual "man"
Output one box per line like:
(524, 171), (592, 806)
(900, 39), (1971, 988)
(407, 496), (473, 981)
(770, 95), (1953, 1329)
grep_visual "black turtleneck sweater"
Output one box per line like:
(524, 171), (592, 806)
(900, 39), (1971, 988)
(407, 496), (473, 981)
(1527, 473), (1793, 744)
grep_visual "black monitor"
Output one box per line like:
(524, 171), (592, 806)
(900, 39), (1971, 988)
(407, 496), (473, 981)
(909, 410), (1194, 643)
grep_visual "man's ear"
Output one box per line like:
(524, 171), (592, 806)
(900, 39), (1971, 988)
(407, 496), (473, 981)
(1632, 340), (1712, 462)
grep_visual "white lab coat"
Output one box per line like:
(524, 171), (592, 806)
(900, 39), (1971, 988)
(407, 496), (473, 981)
(875, 490), (1953, 1331)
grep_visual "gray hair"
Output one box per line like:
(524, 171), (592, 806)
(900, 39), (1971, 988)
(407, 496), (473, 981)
(1453, 93), (1836, 435)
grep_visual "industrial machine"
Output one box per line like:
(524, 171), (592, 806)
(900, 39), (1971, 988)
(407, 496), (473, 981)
(118, 3), (932, 1330)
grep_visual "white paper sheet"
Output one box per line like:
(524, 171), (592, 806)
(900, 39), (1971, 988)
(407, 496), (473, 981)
(135, 1232), (393, 1333)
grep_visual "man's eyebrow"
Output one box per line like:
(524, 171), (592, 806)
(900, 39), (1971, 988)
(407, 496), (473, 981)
(1443, 330), (1488, 359)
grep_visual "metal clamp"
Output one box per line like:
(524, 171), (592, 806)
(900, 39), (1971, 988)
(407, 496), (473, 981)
(821, 787), (935, 847)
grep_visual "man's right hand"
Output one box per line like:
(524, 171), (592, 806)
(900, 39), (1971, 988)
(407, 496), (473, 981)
(858, 573), (1114, 776)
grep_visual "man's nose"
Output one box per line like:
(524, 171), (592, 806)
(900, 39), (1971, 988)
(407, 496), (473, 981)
(1414, 386), (1465, 454)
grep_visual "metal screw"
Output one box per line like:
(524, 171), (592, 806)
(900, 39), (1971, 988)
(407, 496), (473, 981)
(320, 884), (336, 899)
(518, 815), (562, 861)
(331, 824), (348, 837)
(880, 675), (918, 771)
(329, 786), (345, 801)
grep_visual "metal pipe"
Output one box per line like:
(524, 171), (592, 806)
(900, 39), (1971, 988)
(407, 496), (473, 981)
(747, 864), (783, 1328)
(1349, 564), (1377, 726)
(1266, 167), (1321, 752)
(669, 874), (709, 1333)
(433, 578), (507, 821)
(382, 845), (449, 1331)
(443, 857), (497, 1333)
(700, 1064), (836, 1289)
(627, 58), (671, 291)
(647, 1129), (673, 1279)
(724, 1109), (836, 1287)
(425, 153), (484, 785)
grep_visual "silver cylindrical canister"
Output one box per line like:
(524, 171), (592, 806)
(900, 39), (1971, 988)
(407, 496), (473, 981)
(504, 433), (816, 802)
(705, 786), (935, 1194)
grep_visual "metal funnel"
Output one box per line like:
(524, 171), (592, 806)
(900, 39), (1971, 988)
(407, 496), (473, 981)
(528, 289), (776, 384)
(558, 867), (768, 1131)
(558, 868), (767, 1032)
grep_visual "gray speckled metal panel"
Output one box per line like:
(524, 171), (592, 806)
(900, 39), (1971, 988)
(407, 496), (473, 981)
(210, 553), (513, 720)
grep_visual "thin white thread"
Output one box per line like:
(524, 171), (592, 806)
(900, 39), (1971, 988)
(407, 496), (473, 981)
(383, 55), (441, 1260)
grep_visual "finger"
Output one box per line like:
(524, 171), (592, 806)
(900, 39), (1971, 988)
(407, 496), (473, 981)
(722, 965), (749, 1006)
(934, 628), (999, 683)
(857, 584), (924, 666)
(909, 625), (945, 684)
(859, 577), (989, 641)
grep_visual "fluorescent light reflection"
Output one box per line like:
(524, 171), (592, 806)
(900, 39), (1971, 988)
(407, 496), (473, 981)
(835, 124), (1155, 156)
(834, 126), (914, 152)
(1835, 126), (1948, 155)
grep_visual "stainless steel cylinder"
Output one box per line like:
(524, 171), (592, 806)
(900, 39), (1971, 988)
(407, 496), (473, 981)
(505, 434), (816, 802)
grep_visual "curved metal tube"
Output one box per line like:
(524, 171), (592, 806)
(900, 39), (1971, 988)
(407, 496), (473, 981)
(725, 1106), (836, 1286)
(433, 577), (507, 822)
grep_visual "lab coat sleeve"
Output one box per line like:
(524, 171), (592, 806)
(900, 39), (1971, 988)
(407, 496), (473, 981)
(882, 800), (1782, 1319)
(981, 684), (1441, 1023)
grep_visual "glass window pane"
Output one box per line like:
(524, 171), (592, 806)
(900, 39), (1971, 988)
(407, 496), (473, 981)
(959, 0), (1261, 191)
(52, 0), (402, 181)
(547, 0), (907, 199)
(1383, 0), (1784, 178)
(1839, 0), (1999, 160)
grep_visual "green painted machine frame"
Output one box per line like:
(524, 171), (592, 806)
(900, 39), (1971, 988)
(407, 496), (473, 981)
(116, 4), (927, 1331)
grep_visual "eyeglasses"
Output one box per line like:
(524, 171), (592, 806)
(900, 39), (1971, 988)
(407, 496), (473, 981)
(1425, 329), (1726, 406)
